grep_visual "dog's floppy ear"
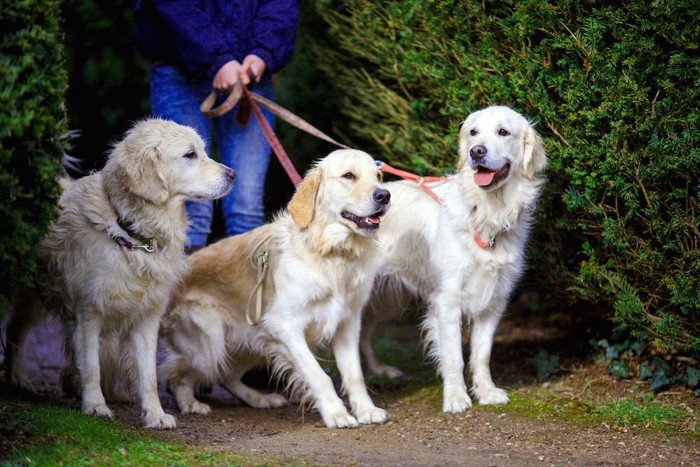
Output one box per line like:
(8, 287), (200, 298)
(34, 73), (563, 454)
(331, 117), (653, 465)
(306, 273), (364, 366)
(523, 126), (547, 178)
(456, 118), (473, 172)
(116, 143), (170, 204)
(288, 167), (322, 229)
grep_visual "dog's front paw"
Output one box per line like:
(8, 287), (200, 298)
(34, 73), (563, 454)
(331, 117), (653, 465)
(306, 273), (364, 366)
(442, 386), (473, 413)
(355, 406), (388, 425)
(143, 411), (177, 429)
(83, 403), (114, 419)
(322, 409), (359, 429)
(474, 386), (509, 405)
(180, 399), (212, 415)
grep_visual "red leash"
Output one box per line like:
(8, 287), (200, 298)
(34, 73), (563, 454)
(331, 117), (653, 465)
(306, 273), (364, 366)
(201, 83), (351, 187)
(200, 88), (493, 248)
(200, 85), (443, 194)
(242, 86), (302, 186)
(376, 161), (447, 203)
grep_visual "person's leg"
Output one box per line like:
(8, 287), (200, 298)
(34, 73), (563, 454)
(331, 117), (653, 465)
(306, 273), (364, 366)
(215, 75), (275, 236)
(150, 64), (213, 248)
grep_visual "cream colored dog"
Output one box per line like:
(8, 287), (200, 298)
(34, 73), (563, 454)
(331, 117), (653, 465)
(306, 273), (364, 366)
(362, 106), (547, 412)
(160, 149), (391, 428)
(5, 119), (235, 429)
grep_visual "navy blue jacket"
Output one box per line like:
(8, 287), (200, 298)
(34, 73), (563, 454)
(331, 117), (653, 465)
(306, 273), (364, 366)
(135, 0), (300, 81)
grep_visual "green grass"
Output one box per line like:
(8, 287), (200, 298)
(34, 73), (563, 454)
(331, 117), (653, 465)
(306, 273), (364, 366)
(369, 324), (695, 433)
(2, 322), (695, 465)
(0, 399), (308, 466)
(478, 390), (694, 432)
(594, 400), (688, 429)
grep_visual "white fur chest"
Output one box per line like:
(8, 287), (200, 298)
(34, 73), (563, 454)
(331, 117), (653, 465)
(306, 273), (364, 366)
(433, 189), (526, 315)
(270, 244), (378, 345)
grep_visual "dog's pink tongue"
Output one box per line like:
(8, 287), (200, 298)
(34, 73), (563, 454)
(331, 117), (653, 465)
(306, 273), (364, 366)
(366, 216), (380, 225)
(474, 170), (496, 187)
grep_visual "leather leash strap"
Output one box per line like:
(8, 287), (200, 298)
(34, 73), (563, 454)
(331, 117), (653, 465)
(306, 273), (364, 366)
(376, 163), (493, 248)
(199, 84), (495, 250)
(201, 84), (349, 187)
(243, 86), (303, 186)
(376, 161), (447, 203)
(200, 85), (493, 248)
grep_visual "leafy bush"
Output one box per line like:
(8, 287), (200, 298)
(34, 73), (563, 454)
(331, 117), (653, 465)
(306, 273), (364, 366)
(0, 0), (69, 311)
(301, 0), (699, 356)
(61, 1), (151, 174)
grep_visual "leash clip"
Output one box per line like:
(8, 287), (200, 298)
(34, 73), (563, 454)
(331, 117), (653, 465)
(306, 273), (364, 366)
(132, 242), (156, 253)
(115, 235), (155, 253)
(246, 243), (272, 327)
(258, 249), (269, 268)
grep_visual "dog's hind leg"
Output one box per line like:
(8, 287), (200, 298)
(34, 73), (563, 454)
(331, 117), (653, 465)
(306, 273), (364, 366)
(161, 302), (227, 415)
(126, 313), (177, 428)
(361, 276), (412, 378)
(170, 369), (212, 415)
(219, 357), (288, 409)
(5, 292), (45, 390)
(360, 313), (404, 379)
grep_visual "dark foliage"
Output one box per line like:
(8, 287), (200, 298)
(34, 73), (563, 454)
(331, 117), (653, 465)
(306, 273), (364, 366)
(1, 0), (69, 310)
(297, 0), (699, 356)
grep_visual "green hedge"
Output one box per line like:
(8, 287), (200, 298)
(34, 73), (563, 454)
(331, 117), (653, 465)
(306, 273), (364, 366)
(0, 1), (69, 311)
(302, 0), (699, 356)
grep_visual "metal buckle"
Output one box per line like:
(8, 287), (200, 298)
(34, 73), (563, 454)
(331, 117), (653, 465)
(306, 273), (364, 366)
(132, 242), (155, 253)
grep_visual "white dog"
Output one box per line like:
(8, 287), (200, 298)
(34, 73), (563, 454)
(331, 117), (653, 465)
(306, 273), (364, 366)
(362, 105), (547, 412)
(160, 149), (391, 428)
(5, 119), (235, 428)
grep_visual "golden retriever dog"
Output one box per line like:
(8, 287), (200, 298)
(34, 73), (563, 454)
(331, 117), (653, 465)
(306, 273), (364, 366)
(5, 119), (235, 429)
(160, 149), (391, 428)
(361, 105), (547, 412)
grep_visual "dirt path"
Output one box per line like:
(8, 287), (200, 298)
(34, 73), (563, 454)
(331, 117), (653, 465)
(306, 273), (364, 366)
(5, 312), (699, 466)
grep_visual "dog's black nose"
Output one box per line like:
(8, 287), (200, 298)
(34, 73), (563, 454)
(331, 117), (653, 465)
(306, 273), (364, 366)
(470, 144), (487, 162)
(225, 167), (236, 180)
(373, 188), (391, 205)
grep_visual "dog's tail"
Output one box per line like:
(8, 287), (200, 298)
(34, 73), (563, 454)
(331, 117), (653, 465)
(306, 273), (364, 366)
(57, 130), (92, 193)
(4, 291), (47, 389)
(365, 274), (414, 319)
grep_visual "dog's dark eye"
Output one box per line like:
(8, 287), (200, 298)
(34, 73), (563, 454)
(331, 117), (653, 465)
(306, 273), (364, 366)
(498, 128), (510, 136)
(342, 172), (356, 181)
(184, 151), (197, 159)
(470, 129), (478, 136)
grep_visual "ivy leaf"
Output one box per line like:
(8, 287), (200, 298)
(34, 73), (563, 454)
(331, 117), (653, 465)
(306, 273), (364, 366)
(629, 341), (645, 356)
(639, 360), (654, 380)
(605, 346), (620, 360)
(649, 370), (672, 391)
(652, 357), (671, 374)
(686, 367), (700, 387)
(608, 360), (633, 379)
(530, 349), (560, 381)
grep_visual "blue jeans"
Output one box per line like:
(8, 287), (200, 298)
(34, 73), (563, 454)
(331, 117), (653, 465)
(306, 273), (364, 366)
(150, 64), (274, 246)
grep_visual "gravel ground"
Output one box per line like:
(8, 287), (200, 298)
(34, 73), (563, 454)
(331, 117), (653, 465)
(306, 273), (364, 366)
(3, 312), (699, 466)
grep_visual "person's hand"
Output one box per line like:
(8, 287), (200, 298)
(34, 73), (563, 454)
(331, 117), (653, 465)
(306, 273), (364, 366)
(241, 55), (266, 84)
(213, 60), (244, 92)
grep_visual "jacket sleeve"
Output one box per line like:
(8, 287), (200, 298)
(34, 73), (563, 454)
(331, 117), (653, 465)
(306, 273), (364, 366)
(250, 0), (300, 74)
(147, 1), (237, 82)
